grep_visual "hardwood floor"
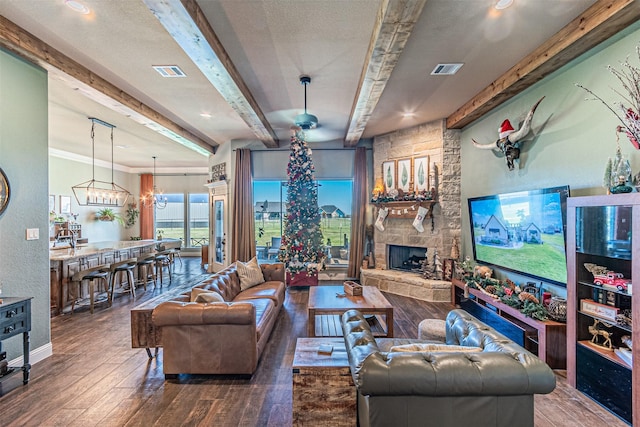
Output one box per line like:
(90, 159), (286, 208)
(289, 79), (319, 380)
(0, 258), (629, 426)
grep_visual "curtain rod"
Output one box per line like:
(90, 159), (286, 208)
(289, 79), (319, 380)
(137, 173), (208, 177)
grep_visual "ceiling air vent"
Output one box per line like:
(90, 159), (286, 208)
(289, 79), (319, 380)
(152, 65), (187, 78)
(431, 63), (463, 76)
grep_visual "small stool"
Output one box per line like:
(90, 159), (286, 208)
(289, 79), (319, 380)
(70, 264), (110, 314)
(155, 250), (172, 285)
(418, 318), (447, 342)
(109, 258), (138, 303)
(136, 253), (156, 288)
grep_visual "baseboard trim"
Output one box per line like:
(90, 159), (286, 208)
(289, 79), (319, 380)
(8, 342), (53, 367)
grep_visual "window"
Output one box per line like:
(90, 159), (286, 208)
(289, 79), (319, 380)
(253, 180), (352, 265)
(155, 192), (209, 249)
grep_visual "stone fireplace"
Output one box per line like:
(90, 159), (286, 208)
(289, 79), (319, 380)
(387, 244), (427, 272)
(360, 119), (461, 303)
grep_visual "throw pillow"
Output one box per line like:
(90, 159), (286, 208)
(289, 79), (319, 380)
(194, 291), (225, 303)
(237, 257), (265, 291)
(389, 343), (483, 353)
(191, 287), (224, 302)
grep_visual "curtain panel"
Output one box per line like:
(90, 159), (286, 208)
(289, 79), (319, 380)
(139, 173), (154, 240)
(348, 147), (367, 278)
(232, 149), (255, 262)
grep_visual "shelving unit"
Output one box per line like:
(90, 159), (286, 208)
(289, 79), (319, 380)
(566, 193), (640, 425)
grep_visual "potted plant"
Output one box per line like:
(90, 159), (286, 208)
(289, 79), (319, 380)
(124, 202), (140, 228)
(96, 208), (124, 225)
(156, 229), (164, 240)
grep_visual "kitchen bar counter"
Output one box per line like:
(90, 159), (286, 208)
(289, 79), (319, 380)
(49, 240), (156, 316)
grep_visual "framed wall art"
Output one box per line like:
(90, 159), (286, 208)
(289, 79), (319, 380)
(59, 195), (71, 214)
(49, 195), (56, 212)
(396, 158), (412, 192)
(413, 155), (429, 191)
(382, 160), (396, 193)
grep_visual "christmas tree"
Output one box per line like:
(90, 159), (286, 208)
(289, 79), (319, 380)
(278, 132), (326, 275)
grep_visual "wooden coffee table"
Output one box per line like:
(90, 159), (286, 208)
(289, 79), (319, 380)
(307, 285), (393, 337)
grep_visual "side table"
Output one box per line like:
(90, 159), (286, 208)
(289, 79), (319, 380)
(292, 337), (356, 427)
(0, 297), (32, 394)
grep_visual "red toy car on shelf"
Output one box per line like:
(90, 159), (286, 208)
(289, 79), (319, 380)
(593, 272), (631, 292)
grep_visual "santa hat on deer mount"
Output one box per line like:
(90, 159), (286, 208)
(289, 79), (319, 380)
(499, 119), (515, 139)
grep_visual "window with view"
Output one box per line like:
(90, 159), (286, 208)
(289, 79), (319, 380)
(253, 180), (353, 265)
(155, 193), (209, 249)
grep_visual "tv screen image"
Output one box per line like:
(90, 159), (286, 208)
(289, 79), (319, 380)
(468, 186), (570, 286)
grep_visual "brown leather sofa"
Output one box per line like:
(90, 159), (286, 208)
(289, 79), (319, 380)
(341, 309), (556, 427)
(152, 263), (285, 377)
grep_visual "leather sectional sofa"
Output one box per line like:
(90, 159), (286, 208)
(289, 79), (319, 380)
(341, 309), (556, 427)
(152, 262), (285, 377)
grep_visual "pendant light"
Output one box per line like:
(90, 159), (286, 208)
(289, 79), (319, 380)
(294, 75), (319, 130)
(72, 117), (131, 207)
(141, 156), (168, 209)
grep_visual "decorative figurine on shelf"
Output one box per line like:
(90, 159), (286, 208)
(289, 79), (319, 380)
(604, 141), (633, 194)
(588, 319), (613, 351)
(471, 97), (545, 170)
(584, 263), (631, 292)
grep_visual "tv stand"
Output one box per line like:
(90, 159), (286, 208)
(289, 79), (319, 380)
(451, 278), (566, 369)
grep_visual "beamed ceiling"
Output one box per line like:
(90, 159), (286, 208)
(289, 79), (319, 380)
(0, 0), (639, 172)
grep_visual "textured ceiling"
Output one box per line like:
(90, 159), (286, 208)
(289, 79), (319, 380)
(0, 0), (599, 171)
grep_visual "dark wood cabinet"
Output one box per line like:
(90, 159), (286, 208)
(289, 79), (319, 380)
(451, 278), (566, 369)
(566, 194), (640, 425)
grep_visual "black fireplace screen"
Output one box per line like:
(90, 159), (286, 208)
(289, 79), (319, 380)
(387, 245), (428, 272)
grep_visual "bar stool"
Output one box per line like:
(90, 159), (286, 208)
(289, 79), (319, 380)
(70, 264), (111, 314)
(108, 257), (138, 303)
(136, 253), (156, 288)
(154, 250), (172, 285)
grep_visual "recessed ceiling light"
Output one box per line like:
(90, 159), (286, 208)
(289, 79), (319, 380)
(402, 112), (415, 118)
(115, 144), (130, 149)
(200, 113), (212, 118)
(152, 65), (187, 78)
(64, 0), (91, 14)
(494, 0), (513, 10)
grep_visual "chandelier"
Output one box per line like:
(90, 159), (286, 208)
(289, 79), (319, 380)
(72, 118), (131, 207)
(141, 156), (167, 209)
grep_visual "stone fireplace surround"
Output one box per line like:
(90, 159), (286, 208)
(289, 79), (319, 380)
(360, 120), (461, 302)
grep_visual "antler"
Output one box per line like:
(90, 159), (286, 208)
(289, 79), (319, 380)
(507, 96), (545, 143)
(471, 139), (499, 150)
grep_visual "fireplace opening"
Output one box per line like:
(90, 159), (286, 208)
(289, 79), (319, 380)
(387, 245), (428, 272)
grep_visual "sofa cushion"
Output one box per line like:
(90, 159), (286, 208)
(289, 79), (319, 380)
(234, 281), (286, 306)
(194, 291), (225, 303)
(389, 343), (483, 353)
(237, 257), (265, 290)
(191, 287), (223, 302)
(242, 298), (276, 342)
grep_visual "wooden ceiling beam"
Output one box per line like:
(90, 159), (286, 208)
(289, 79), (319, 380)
(344, 0), (429, 147)
(144, 0), (279, 148)
(0, 16), (216, 157)
(447, 0), (640, 130)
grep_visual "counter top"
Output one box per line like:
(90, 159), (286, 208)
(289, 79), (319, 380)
(49, 240), (157, 261)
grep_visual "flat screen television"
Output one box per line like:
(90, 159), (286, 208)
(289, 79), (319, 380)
(468, 185), (570, 287)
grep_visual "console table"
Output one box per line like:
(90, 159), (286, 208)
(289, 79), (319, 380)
(451, 278), (566, 369)
(0, 297), (32, 393)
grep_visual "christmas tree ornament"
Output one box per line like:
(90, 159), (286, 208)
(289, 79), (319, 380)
(413, 206), (428, 232)
(375, 207), (388, 232)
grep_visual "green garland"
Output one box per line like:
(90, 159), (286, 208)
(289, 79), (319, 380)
(465, 275), (549, 321)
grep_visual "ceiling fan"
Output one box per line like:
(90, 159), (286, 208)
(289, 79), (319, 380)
(294, 75), (318, 130)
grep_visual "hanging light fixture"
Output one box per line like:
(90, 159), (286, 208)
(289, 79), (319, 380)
(141, 156), (168, 209)
(72, 117), (131, 207)
(294, 75), (319, 130)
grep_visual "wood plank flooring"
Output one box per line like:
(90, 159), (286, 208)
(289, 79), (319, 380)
(0, 258), (630, 426)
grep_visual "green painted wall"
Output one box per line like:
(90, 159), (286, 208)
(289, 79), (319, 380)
(0, 49), (51, 359)
(460, 22), (640, 296)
